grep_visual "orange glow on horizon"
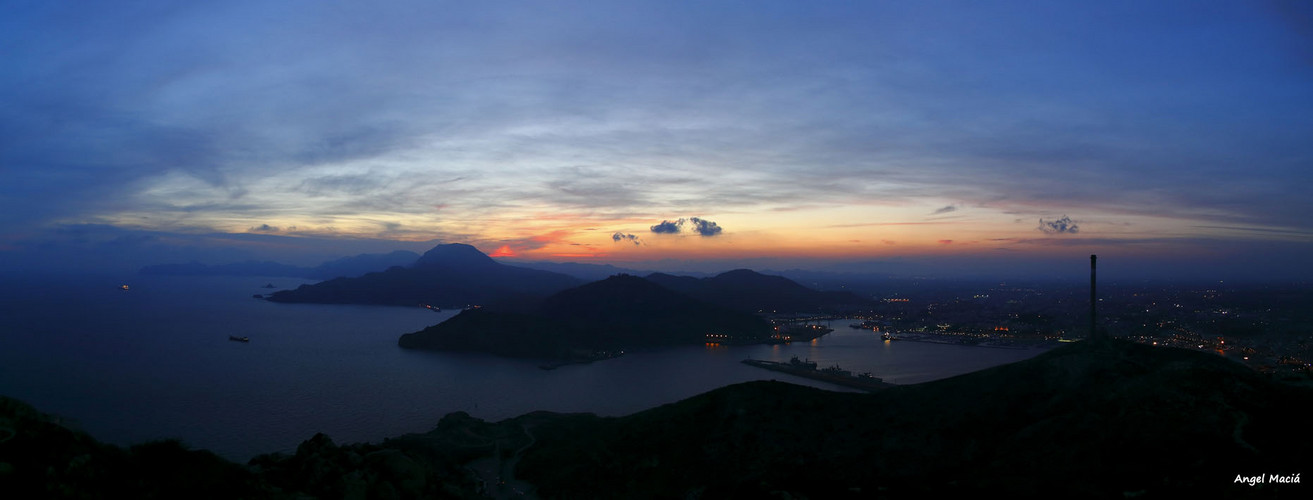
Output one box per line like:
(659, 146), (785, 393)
(489, 245), (517, 257)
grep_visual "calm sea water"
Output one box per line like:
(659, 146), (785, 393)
(0, 273), (1050, 461)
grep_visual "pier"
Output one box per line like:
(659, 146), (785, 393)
(742, 357), (893, 392)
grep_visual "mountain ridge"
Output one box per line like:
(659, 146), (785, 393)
(397, 273), (775, 358)
(266, 243), (582, 307)
(646, 268), (872, 313)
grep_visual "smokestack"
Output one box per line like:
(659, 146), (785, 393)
(1090, 254), (1098, 340)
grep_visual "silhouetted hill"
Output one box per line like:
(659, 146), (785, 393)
(537, 274), (774, 346)
(0, 396), (272, 498)
(398, 274), (774, 358)
(513, 338), (1313, 498)
(646, 268), (872, 313)
(499, 260), (653, 281)
(304, 250), (420, 279)
(267, 243), (581, 307)
(411, 243), (498, 269)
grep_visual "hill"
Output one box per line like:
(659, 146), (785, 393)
(398, 274), (775, 359)
(646, 268), (871, 313)
(512, 338), (1313, 498)
(266, 243), (581, 307)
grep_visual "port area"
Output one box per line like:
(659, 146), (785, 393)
(741, 357), (894, 392)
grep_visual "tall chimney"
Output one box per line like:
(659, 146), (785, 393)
(1090, 254), (1098, 340)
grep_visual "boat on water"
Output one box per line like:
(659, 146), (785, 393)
(741, 356), (890, 392)
(119, 285), (130, 291)
(882, 332), (897, 341)
(228, 336), (250, 343)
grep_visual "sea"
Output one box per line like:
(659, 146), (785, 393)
(0, 273), (1052, 462)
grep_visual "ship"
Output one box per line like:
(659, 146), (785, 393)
(228, 336), (250, 343)
(741, 356), (890, 392)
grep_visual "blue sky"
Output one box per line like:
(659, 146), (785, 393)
(2, 1), (1311, 280)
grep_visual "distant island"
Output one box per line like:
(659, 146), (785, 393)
(398, 273), (779, 363)
(6, 338), (1310, 497)
(645, 268), (871, 313)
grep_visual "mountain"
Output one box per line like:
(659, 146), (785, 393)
(536, 274), (774, 346)
(645, 268), (872, 313)
(398, 274), (775, 358)
(138, 250), (419, 280)
(267, 243), (582, 307)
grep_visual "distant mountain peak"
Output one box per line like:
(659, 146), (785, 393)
(718, 268), (758, 276)
(413, 243), (497, 269)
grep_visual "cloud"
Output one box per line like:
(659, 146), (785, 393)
(688, 217), (723, 236)
(938, 239), (953, 245)
(931, 205), (957, 215)
(249, 224), (280, 233)
(612, 232), (641, 245)
(648, 217), (724, 236)
(1038, 216), (1080, 235)
(650, 219), (685, 234)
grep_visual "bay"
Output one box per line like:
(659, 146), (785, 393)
(0, 273), (1050, 461)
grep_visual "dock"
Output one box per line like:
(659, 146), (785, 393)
(742, 357), (893, 392)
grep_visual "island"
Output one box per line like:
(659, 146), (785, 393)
(398, 274), (778, 363)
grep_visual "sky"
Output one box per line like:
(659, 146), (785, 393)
(2, 1), (1311, 281)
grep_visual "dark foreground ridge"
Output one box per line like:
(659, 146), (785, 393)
(3, 339), (1310, 498)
